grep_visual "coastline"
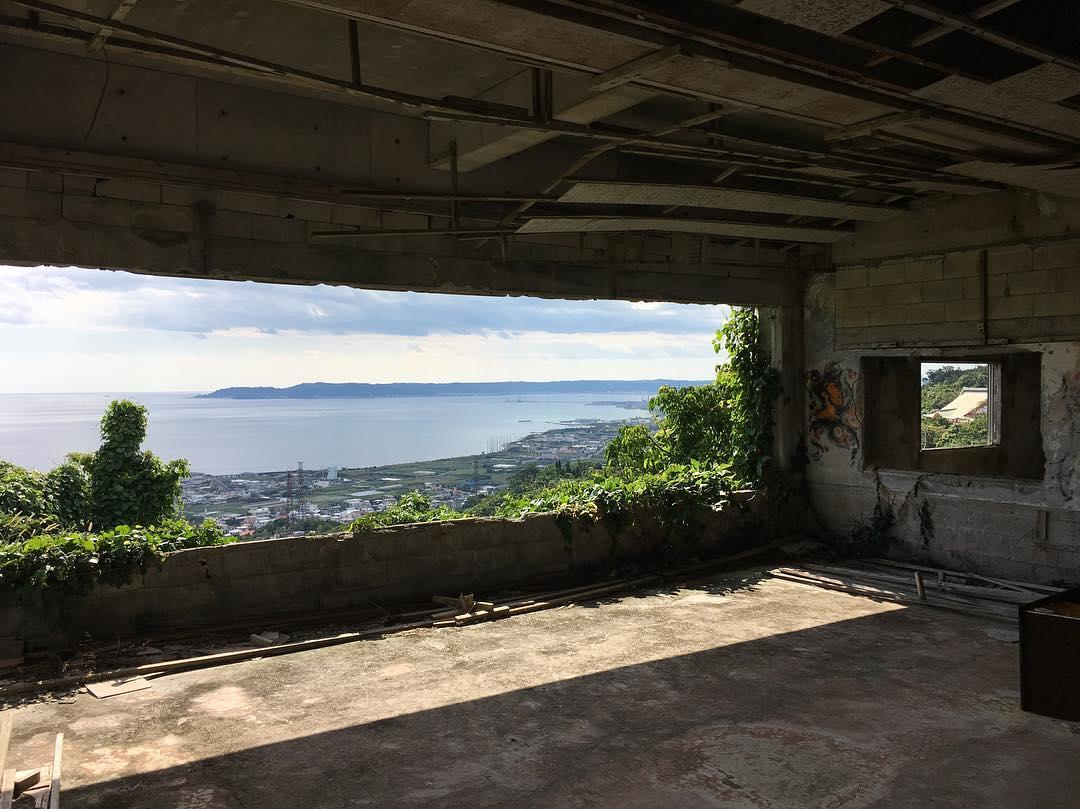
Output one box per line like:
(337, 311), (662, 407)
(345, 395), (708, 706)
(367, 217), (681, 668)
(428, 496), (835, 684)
(183, 418), (645, 535)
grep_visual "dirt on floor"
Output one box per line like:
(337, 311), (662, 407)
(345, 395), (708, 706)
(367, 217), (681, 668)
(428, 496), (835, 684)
(4, 568), (1079, 808)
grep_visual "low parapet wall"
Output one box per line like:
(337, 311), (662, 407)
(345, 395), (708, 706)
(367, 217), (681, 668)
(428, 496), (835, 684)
(4, 491), (781, 648)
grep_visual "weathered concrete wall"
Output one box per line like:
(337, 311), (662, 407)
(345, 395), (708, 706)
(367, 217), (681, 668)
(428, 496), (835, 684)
(3, 494), (777, 648)
(804, 189), (1080, 583)
(0, 40), (803, 306)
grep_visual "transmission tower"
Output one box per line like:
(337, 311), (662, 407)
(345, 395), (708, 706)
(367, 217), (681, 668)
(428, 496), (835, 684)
(285, 460), (306, 523)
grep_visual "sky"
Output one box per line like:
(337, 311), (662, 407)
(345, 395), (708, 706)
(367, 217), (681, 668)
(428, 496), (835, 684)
(0, 265), (730, 393)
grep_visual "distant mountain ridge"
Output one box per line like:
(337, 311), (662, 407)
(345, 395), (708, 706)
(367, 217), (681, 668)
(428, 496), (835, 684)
(198, 380), (706, 399)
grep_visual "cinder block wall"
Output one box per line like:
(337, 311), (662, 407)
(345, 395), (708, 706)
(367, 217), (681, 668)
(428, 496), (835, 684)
(3, 494), (775, 648)
(834, 244), (1080, 347)
(804, 189), (1080, 583)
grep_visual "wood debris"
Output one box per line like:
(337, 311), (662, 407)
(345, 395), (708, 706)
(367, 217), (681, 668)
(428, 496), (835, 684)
(771, 558), (1060, 621)
(0, 711), (62, 809)
(86, 676), (152, 699)
(249, 631), (290, 647)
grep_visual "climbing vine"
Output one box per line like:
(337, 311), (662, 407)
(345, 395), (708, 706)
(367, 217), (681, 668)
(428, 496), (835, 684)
(0, 400), (227, 596)
(604, 306), (780, 487)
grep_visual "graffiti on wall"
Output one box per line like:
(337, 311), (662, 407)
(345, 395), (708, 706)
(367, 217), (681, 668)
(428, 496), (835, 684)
(807, 363), (861, 463)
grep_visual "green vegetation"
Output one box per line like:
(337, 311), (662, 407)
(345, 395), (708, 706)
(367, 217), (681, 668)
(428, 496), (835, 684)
(348, 491), (463, 531)
(606, 308), (779, 485)
(464, 460), (599, 516)
(1, 400), (230, 594)
(253, 516), (347, 539)
(1, 519), (229, 593)
(921, 413), (990, 449)
(350, 307), (779, 532)
(920, 364), (990, 449)
(2, 308), (781, 594)
(921, 364), (988, 412)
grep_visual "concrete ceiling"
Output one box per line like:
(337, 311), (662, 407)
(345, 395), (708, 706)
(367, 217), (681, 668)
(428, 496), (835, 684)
(1, 0), (1078, 298)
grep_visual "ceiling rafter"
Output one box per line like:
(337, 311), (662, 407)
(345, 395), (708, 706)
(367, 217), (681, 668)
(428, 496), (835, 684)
(491, 0), (1080, 150)
(0, 10), (997, 214)
(6, 0), (923, 188)
(880, 0), (1080, 73)
(259, 0), (1080, 156)
(86, 0), (138, 53)
(865, 0), (1025, 67)
(7, 0), (1052, 198)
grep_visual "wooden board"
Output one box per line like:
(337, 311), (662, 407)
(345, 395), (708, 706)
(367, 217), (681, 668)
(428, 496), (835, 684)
(48, 735), (61, 809)
(86, 677), (152, 699)
(1, 767), (14, 809)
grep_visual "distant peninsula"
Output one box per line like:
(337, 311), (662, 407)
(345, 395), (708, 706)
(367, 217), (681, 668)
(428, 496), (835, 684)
(198, 380), (706, 400)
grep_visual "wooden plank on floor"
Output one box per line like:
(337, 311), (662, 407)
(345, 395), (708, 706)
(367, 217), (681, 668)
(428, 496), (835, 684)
(1, 767), (15, 809)
(47, 734), (61, 809)
(86, 677), (152, 699)
(0, 712), (11, 776)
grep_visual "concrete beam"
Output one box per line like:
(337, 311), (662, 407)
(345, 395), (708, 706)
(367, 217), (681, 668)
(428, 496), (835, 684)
(518, 216), (853, 243)
(833, 189), (1080, 264)
(560, 180), (906, 222)
(589, 45), (685, 93)
(431, 85), (653, 172)
(0, 214), (797, 305)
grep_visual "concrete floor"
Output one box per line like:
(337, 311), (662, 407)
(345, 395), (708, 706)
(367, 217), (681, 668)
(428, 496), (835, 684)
(6, 569), (1079, 808)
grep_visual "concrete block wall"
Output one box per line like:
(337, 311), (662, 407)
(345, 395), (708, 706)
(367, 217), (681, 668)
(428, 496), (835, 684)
(805, 190), (1080, 583)
(835, 239), (1080, 348)
(1, 494), (775, 648)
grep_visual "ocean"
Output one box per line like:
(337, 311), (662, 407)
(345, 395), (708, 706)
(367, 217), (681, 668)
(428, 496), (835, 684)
(0, 391), (653, 475)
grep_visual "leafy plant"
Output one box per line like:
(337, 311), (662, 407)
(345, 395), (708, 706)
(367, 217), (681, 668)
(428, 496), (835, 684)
(0, 400), (226, 595)
(0, 461), (52, 520)
(921, 364), (988, 412)
(44, 458), (91, 528)
(0, 518), (231, 593)
(604, 306), (779, 486)
(921, 413), (989, 449)
(86, 400), (190, 529)
(343, 307), (780, 544)
(715, 308), (781, 485)
(348, 491), (463, 532)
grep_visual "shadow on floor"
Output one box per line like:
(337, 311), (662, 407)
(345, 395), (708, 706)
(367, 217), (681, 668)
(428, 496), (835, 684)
(61, 589), (1075, 809)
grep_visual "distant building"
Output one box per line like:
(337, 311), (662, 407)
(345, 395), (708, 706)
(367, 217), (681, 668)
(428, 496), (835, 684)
(930, 388), (988, 422)
(327, 466), (338, 481)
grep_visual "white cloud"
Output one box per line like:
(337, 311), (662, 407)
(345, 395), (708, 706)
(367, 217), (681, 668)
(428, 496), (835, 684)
(0, 265), (727, 392)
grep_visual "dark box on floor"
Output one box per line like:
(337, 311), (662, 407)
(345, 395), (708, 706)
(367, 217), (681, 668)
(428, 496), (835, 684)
(1020, 586), (1080, 722)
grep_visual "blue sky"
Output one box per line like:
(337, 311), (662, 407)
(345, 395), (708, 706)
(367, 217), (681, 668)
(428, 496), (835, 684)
(0, 265), (729, 393)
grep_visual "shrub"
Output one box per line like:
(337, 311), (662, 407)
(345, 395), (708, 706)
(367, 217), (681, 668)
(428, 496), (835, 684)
(0, 401), (223, 593)
(86, 400), (190, 529)
(0, 518), (232, 593)
(348, 491), (463, 532)
(604, 307), (778, 486)
(354, 307), (779, 534)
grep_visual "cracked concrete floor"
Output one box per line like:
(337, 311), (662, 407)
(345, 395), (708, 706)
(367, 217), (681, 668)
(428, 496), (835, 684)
(6, 569), (1079, 808)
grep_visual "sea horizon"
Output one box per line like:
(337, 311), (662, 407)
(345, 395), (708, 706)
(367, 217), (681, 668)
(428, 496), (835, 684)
(0, 389), (657, 476)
